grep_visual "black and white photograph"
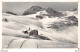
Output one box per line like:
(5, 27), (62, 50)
(2, 2), (78, 48)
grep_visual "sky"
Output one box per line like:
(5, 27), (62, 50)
(2, 2), (78, 15)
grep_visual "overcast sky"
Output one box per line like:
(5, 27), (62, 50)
(2, 2), (78, 15)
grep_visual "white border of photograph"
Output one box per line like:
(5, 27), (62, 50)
(0, 0), (80, 52)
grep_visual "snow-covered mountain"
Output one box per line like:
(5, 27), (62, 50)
(22, 6), (64, 18)
(2, 6), (78, 48)
(23, 6), (44, 15)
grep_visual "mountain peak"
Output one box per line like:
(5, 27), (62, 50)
(45, 7), (57, 14)
(23, 6), (44, 15)
(30, 6), (43, 9)
(45, 7), (64, 17)
(29, 5), (44, 12)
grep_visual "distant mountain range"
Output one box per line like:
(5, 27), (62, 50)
(22, 6), (64, 17)
(3, 6), (77, 17)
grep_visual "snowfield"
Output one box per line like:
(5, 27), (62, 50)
(2, 10), (78, 48)
(3, 35), (77, 48)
